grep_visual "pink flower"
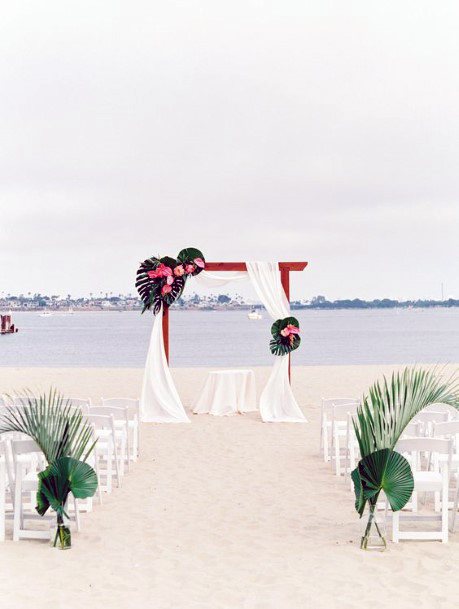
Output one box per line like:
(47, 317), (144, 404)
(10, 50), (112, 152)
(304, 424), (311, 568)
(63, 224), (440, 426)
(161, 284), (172, 295)
(185, 264), (195, 274)
(159, 264), (172, 277)
(281, 324), (300, 337)
(166, 275), (174, 285)
(174, 265), (185, 277)
(194, 257), (205, 269)
(147, 263), (172, 280)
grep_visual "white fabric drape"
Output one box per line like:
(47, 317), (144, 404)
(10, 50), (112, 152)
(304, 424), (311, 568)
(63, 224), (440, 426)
(140, 305), (190, 423)
(194, 270), (248, 288)
(246, 262), (307, 423)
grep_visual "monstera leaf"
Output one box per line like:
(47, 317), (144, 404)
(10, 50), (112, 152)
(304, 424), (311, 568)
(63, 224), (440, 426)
(36, 456), (98, 517)
(269, 316), (301, 356)
(351, 448), (414, 516)
(136, 256), (161, 313)
(177, 247), (206, 276)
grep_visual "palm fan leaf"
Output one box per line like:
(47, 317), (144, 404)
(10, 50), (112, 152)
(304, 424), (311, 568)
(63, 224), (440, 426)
(351, 448), (414, 515)
(353, 367), (459, 459)
(0, 388), (96, 463)
(36, 456), (98, 517)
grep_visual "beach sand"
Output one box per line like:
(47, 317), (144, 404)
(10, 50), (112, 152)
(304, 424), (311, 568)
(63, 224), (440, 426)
(0, 364), (458, 609)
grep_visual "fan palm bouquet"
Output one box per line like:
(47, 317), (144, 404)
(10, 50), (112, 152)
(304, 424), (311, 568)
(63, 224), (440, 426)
(0, 389), (98, 549)
(352, 367), (459, 549)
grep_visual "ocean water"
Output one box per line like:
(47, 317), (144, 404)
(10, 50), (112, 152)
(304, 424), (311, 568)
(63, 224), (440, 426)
(1, 308), (458, 368)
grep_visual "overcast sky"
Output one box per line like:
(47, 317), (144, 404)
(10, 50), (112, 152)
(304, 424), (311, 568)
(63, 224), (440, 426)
(0, 2), (458, 301)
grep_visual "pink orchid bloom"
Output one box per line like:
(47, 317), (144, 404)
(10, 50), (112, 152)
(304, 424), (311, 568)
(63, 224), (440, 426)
(161, 284), (172, 295)
(194, 257), (205, 269)
(147, 269), (160, 279)
(166, 275), (174, 285)
(174, 264), (185, 277)
(185, 264), (195, 274)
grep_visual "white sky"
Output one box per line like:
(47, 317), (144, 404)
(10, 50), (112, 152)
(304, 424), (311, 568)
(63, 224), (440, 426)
(0, 1), (458, 301)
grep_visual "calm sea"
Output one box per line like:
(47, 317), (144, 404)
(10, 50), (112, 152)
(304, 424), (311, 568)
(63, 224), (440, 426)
(0, 309), (458, 368)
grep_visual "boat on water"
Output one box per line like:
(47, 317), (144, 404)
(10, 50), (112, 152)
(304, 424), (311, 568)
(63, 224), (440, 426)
(1, 313), (18, 334)
(247, 307), (262, 320)
(39, 311), (53, 317)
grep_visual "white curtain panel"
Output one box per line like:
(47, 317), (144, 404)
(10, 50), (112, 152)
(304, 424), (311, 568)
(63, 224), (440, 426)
(246, 262), (307, 423)
(194, 270), (248, 288)
(140, 304), (190, 423)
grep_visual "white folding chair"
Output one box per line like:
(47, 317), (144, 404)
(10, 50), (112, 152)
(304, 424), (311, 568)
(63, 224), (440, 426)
(87, 413), (122, 491)
(101, 398), (140, 462)
(433, 420), (459, 527)
(331, 402), (359, 476)
(90, 406), (129, 472)
(320, 397), (359, 462)
(393, 437), (452, 543)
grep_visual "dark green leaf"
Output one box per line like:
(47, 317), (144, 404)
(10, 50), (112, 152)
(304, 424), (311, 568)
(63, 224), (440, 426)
(353, 448), (414, 514)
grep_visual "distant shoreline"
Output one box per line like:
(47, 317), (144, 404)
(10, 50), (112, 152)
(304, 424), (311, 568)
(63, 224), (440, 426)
(4, 304), (459, 313)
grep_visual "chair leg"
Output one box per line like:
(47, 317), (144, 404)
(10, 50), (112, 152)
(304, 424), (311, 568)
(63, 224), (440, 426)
(334, 433), (341, 476)
(13, 464), (23, 542)
(112, 437), (121, 488)
(322, 422), (329, 462)
(450, 483), (459, 533)
(0, 464), (5, 543)
(442, 470), (449, 543)
(392, 510), (399, 543)
(73, 496), (81, 532)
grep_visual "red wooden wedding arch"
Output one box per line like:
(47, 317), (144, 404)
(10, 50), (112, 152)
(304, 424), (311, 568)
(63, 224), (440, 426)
(162, 261), (308, 380)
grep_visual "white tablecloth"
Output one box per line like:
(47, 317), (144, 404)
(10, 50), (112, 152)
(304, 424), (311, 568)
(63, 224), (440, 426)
(193, 370), (257, 416)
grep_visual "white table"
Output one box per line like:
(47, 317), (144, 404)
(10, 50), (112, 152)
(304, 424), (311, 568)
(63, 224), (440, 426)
(193, 370), (257, 416)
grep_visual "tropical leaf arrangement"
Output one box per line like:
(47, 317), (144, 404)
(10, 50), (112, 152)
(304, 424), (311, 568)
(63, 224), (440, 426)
(0, 389), (98, 549)
(351, 367), (459, 549)
(269, 317), (301, 356)
(136, 247), (205, 314)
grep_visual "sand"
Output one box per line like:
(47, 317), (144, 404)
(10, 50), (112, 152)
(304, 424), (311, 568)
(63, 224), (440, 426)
(0, 364), (458, 609)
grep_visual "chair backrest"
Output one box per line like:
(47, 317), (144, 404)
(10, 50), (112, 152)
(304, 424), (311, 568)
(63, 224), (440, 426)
(332, 402), (359, 422)
(90, 406), (128, 422)
(413, 411), (449, 423)
(395, 438), (452, 457)
(11, 439), (42, 456)
(433, 420), (459, 439)
(401, 421), (421, 438)
(425, 402), (457, 414)
(67, 398), (91, 413)
(101, 398), (139, 419)
(13, 396), (39, 407)
(86, 413), (116, 432)
(321, 397), (359, 413)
